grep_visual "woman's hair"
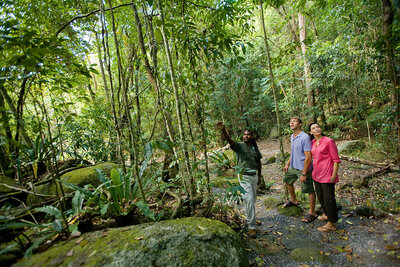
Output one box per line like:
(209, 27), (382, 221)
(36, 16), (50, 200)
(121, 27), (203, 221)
(308, 122), (326, 140)
(243, 129), (259, 150)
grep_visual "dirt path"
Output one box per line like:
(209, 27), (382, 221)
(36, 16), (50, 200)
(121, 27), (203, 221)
(241, 139), (400, 266)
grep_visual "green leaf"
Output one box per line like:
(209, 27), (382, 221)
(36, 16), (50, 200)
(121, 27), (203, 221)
(72, 190), (85, 214)
(62, 180), (94, 197)
(35, 206), (62, 219)
(110, 169), (123, 200)
(0, 221), (44, 230)
(100, 203), (109, 215)
(24, 233), (53, 258)
(136, 201), (155, 221)
(0, 243), (18, 256)
(52, 219), (63, 232)
(68, 223), (79, 234)
(124, 169), (132, 200)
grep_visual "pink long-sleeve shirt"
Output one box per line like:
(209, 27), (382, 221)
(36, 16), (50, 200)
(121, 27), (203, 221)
(311, 136), (341, 183)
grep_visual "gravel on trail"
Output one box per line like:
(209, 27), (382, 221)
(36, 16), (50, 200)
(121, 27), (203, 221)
(236, 139), (400, 266)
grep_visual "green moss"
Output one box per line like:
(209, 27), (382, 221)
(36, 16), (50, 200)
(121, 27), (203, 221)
(267, 156), (276, 164)
(0, 175), (20, 194)
(210, 176), (239, 188)
(27, 163), (119, 205)
(249, 236), (284, 255)
(15, 217), (249, 267)
(278, 205), (303, 216)
(263, 197), (281, 208)
(282, 237), (321, 250)
(289, 248), (332, 264)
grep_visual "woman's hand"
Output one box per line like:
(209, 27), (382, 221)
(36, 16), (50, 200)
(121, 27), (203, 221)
(330, 176), (336, 183)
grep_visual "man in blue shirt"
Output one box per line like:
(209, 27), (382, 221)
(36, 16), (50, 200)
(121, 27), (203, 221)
(283, 116), (317, 223)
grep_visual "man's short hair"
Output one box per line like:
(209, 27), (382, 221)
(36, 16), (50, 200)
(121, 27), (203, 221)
(290, 116), (302, 124)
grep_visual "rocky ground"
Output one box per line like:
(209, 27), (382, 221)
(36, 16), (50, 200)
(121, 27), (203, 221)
(238, 139), (400, 266)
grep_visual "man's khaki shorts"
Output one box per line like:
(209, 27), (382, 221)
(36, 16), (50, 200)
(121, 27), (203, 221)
(283, 167), (314, 194)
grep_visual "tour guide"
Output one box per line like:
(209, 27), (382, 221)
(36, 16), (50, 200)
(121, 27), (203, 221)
(216, 121), (262, 238)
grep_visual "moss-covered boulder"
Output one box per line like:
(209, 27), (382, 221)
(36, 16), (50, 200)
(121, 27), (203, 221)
(282, 237), (321, 250)
(269, 127), (279, 139)
(337, 140), (366, 154)
(15, 217), (249, 267)
(289, 247), (332, 264)
(263, 196), (281, 208)
(0, 175), (20, 194)
(249, 235), (284, 255)
(27, 163), (119, 205)
(278, 205), (303, 216)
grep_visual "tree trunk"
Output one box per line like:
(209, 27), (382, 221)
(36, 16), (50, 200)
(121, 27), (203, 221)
(39, 88), (69, 237)
(259, 0), (285, 165)
(156, 0), (195, 197)
(99, 0), (126, 174)
(132, 2), (189, 195)
(298, 12), (315, 122)
(0, 95), (12, 175)
(94, 30), (111, 99)
(381, 0), (400, 164)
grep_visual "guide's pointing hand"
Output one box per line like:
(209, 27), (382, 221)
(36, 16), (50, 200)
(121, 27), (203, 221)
(216, 121), (225, 129)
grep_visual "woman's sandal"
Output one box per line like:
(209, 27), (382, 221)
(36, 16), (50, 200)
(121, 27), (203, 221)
(318, 215), (328, 221)
(317, 225), (336, 232)
(302, 214), (318, 223)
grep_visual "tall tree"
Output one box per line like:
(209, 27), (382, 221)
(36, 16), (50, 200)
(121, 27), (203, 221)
(259, 0), (285, 164)
(381, 0), (400, 163)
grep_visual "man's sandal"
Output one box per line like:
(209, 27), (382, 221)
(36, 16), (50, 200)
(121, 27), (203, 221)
(302, 214), (318, 223)
(283, 201), (299, 208)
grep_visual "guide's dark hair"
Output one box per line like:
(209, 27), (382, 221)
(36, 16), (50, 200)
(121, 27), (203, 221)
(308, 122), (326, 140)
(243, 129), (260, 151)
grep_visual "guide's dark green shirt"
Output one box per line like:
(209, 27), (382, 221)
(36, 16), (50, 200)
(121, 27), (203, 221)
(231, 142), (262, 172)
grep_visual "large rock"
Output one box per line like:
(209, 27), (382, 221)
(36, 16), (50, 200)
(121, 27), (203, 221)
(249, 235), (284, 255)
(0, 175), (20, 194)
(14, 217), (249, 267)
(269, 127), (279, 139)
(337, 140), (366, 154)
(27, 163), (119, 205)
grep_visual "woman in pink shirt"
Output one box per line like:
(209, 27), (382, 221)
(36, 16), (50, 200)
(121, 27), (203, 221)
(309, 122), (341, 232)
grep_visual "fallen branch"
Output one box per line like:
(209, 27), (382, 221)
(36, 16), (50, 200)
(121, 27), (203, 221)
(340, 155), (395, 167)
(339, 166), (392, 189)
(0, 184), (55, 197)
(359, 166), (391, 187)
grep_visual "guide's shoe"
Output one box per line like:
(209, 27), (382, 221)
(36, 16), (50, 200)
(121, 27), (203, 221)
(249, 229), (257, 238)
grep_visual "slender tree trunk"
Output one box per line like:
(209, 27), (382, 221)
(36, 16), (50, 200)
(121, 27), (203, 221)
(0, 85), (33, 148)
(196, 94), (211, 193)
(381, 0), (400, 163)
(182, 86), (197, 166)
(39, 87), (69, 237)
(0, 95), (12, 175)
(298, 12), (315, 122)
(106, 0), (137, 168)
(259, 0), (285, 164)
(156, 0), (195, 197)
(95, 30), (111, 99)
(99, 0), (126, 174)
